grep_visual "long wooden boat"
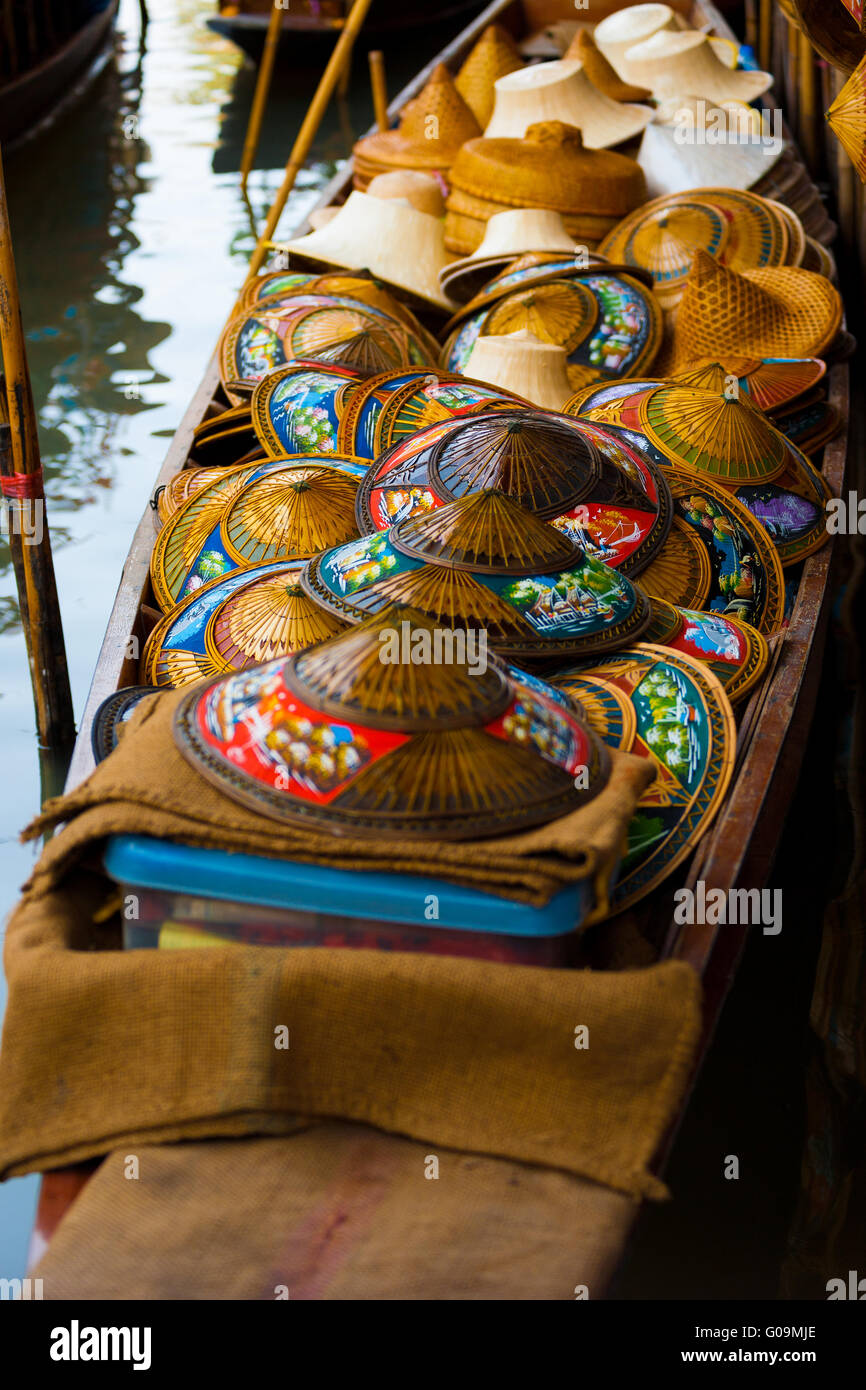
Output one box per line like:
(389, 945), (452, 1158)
(0, 1), (119, 153)
(29, 0), (849, 1288)
(207, 0), (487, 62)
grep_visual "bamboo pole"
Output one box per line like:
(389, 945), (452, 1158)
(369, 50), (389, 132)
(0, 146), (75, 749)
(798, 30), (818, 174)
(758, 0), (772, 75)
(240, 0), (284, 192)
(744, 0), (757, 54)
(241, 0), (376, 292)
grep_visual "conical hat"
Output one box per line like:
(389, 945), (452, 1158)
(484, 59), (653, 149)
(665, 248), (843, 371)
(594, 4), (678, 83)
(448, 121), (647, 218)
(827, 55), (866, 179)
(455, 23), (524, 127)
(391, 488), (581, 573)
(624, 30), (773, 104)
(636, 112), (785, 198)
(565, 29), (651, 104)
(464, 330), (574, 410)
(598, 198), (731, 307)
(353, 63), (481, 176)
(439, 208), (578, 301)
(786, 0), (866, 75)
(674, 356), (826, 414)
(173, 604), (609, 838)
(637, 385), (789, 484)
(277, 191), (458, 313)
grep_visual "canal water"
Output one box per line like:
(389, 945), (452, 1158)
(0, 0), (429, 1276)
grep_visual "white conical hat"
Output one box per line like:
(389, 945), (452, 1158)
(594, 4), (679, 83)
(637, 107), (785, 198)
(277, 191), (457, 313)
(625, 30), (773, 104)
(484, 58), (653, 148)
(463, 330), (573, 411)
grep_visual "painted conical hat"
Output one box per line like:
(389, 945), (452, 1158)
(141, 561), (347, 687)
(598, 198), (730, 307)
(638, 385), (789, 485)
(391, 487), (582, 573)
(644, 596), (769, 704)
(221, 464), (361, 565)
(624, 30), (773, 105)
(484, 59), (654, 149)
(354, 63), (481, 174)
(565, 30), (651, 104)
(664, 248), (843, 371)
(455, 23), (524, 127)
(827, 55), (866, 179)
(173, 603), (609, 838)
(682, 356), (827, 414)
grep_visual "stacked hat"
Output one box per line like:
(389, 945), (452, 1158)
(445, 121), (647, 254)
(365, 170), (447, 218)
(275, 190), (457, 313)
(462, 330), (574, 410)
(636, 99), (787, 199)
(594, 4), (679, 85)
(483, 58), (654, 148)
(564, 29), (651, 104)
(624, 30), (773, 104)
(661, 248), (843, 372)
(439, 207), (580, 303)
(352, 63), (481, 192)
(454, 23), (524, 127)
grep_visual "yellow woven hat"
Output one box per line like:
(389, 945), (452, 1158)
(826, 54), (866, 180)
(463, 329), (575, 410)
(455, 23), (524, 127)
(564, 29), (651, 104)
(276, 191), (458, 314)
(353, 63), (481, 187)
(594, 4), (679, 84)
(484, 58), (654, 148)
(624, 30), (773, 105)
(664, 248), (844, 372)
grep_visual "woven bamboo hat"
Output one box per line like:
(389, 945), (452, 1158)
(594, 4), (679, 83)
(173, 603), (610, 839)
(637, 385), (790, 485)
(461, 330), (576, 410)
(447, 120), (647, 229)
(664, 248), (844, 372)
(564, 30), (651, 104)
(439, 207), (578, 301)
(455, 23), (524, 127)
(352, 63), (481, 189)
(302, 490), (651, 662)
(599, 197), (731, 308)
(785, 0), (866, 75)
(366, 170), (446, 219)
(484, 59), (654, 149)
(624, 31), (773, 105)
(276, 191), (457, 313)
(636, 102), (785, 198)
(674, 357), (827, 414)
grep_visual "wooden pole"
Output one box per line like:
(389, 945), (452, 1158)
(0, 146), (75, 749)
(240, 0), (284, 192)
(798, 31), (818, 174)
(744, 0), (757, 54)
(758, 0), (772, 75)
(241, 0), (376, 291)
(369, 50), (389, 132)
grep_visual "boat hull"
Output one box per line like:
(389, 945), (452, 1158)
(206, 2), (487, 61)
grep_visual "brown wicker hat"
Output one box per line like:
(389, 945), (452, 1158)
(785, 0), (866, 74)
(564, 30), (651, 104)
(353, 63), (481, 185)
(664, 248), (844, 373)
(448, 120), (647, 219)
(455, 23), (524, 127)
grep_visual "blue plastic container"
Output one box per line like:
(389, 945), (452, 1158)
(104, 836), (590, 965)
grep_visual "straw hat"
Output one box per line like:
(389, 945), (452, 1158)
(663, 248), (844, 372)
(564, 30), (651, 104)
(454, 23), (524, 127)
(785, 0), (866, 75)
(276, 191), (457, 313)
(827, 58), (866, 180)
(444, 197), (620, 256)
(636, 103), (785, 198)
(463, 330), (574, 410)
(366, 170), (446, 218)
(439, 207), (578, 301)
(308, 207), (340, 231)
(624, 31), (773, 104)
(594, 4), (679, 84)
(484, 59), (653, 148)
(352, 63), (480, 190)
(447, 120), (647, 228)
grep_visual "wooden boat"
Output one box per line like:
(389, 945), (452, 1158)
(0, 1), (119, 153)
(29, 0), (849, 1288)
(207, 0), (488, 62)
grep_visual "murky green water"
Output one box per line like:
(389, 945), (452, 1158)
(0, 0), (435, 1275)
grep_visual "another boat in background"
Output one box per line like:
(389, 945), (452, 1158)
(206, 0), (487, 62)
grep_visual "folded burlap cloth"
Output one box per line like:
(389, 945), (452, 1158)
(0, 685), (700, 1205)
